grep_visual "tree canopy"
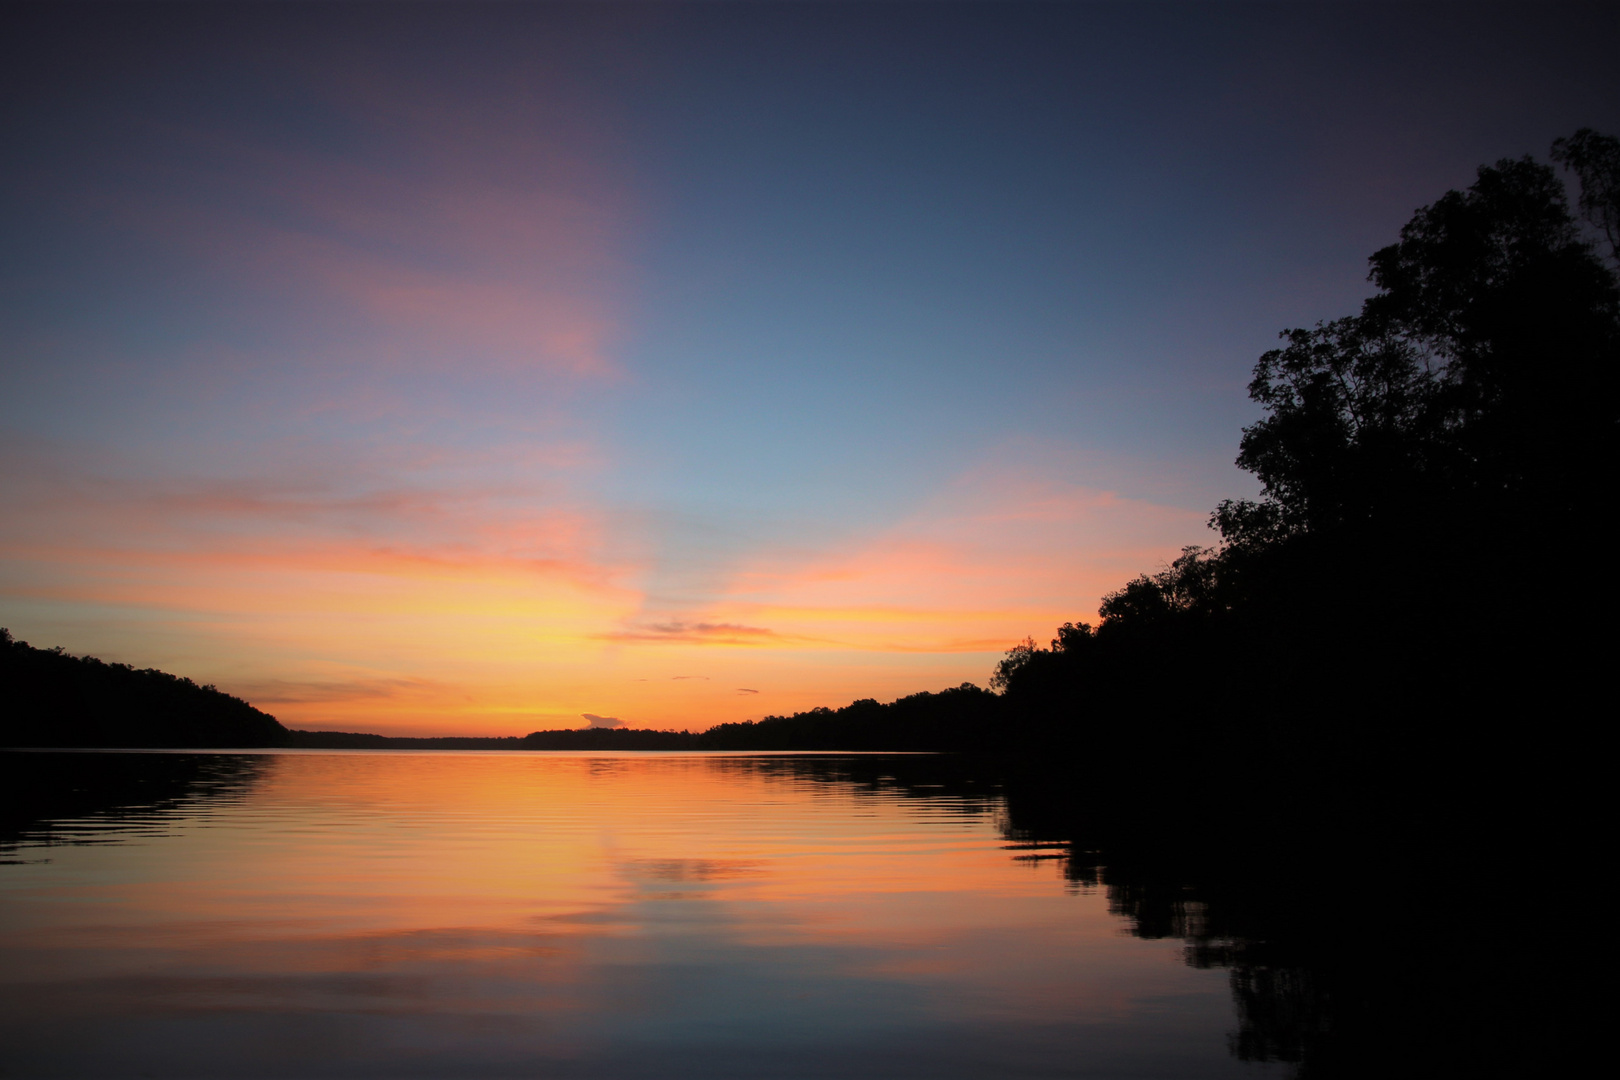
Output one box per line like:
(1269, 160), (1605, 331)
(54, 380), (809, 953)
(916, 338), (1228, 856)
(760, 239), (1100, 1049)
(995, 133), (1618, 745)
(1216, 148), (1618, 555)
(1, 628), (287, 748)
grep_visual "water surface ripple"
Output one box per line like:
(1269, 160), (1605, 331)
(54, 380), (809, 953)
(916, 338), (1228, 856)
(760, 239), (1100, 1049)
(0, 751), (1278, 1078)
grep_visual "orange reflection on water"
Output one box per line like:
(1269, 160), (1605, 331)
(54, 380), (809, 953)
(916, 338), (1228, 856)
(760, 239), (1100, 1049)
(0, 752), (1269, 1078)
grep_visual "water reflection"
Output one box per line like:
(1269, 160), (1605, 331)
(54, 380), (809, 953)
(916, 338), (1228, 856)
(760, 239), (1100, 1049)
(1, 750), (269, 855)
(0, 751), (1285, 1078)
(668, 754), (1532, 1079)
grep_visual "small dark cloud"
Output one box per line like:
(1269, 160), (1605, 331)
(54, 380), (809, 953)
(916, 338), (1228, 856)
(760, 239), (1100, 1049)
(651, 621), (771, 636)
(737, 688), (759, 694)
(581, 713), (624, 729)
(598, 620), (779, 644)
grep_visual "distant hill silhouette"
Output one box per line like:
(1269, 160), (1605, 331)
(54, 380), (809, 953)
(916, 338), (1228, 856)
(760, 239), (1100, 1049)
(0, 629), (287, 748)
(283, 728), (697, 750)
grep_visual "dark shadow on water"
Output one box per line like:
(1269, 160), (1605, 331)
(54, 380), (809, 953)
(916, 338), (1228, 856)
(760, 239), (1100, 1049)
(743, 752), (1571, 1080)
(0, 751), (271, 857)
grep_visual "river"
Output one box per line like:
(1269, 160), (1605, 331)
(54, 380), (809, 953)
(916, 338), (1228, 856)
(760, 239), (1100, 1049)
(0, 749), (1294, 1079)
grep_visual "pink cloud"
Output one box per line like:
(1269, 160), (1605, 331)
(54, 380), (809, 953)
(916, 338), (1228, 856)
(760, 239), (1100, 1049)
(643, 452), (1211, 656)
(98, 74), (633, 379)
(598, 621), (789, 646)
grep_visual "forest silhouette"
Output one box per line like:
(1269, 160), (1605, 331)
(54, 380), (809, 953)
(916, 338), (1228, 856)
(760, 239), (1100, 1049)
(0, 628), (285, 748)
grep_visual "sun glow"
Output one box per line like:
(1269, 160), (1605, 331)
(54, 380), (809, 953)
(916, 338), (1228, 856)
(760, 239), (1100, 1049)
(2, 448), (1202, 734)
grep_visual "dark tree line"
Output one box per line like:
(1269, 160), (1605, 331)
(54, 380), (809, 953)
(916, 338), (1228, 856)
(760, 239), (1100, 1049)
(697, 683), (1002, 750)
(981, 131), (1618, 776)
(283, 728), (702, 750)
(0, 628), (286, 748)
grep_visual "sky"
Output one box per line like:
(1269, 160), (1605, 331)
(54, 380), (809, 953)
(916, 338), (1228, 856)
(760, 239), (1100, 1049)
(3, 1), (1617, 735)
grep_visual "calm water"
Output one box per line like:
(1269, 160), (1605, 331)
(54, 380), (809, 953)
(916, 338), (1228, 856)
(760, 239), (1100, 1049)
(0, 751), (1284, 1079)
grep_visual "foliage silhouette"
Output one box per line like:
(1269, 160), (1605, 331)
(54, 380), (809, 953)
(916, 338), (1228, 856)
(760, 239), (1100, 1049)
(1214, 149), (1617, 555)
(1552, 127), (1620, 265)
(1, 629), (287, 748)
(697, 682), (1001, 750)
(986, 134), (1618, 768)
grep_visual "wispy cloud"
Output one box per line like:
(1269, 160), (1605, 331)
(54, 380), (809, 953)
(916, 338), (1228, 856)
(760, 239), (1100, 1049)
(236, 676), (439, 707)
(86, 52), (633, 382)
(645, 447), (1210, 656)
(599, 621), (785, 645)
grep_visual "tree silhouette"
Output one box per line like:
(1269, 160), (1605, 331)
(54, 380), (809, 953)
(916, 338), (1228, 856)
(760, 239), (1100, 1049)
(1217, 150), (1619, 555)
(1553, 127), (1620, 265)
(0, 629), (287, 748)
(990, 132), (1619, 771)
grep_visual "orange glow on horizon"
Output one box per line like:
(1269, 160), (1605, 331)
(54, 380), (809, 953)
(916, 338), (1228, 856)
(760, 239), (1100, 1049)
(1, 457), (1206, 735)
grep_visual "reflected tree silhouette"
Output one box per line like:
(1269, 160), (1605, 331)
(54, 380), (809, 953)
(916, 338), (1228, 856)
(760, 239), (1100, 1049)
(742, 749), (1566, 1079)
(1, 751), (272, 856)
(1, 629), (286, 749)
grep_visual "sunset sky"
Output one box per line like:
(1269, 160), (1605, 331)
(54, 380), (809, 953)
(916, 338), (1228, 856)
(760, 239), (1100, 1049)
(4, 2), (1617, 734)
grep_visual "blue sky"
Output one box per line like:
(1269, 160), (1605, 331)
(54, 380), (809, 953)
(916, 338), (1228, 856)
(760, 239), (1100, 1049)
(3, 2), (1616, 732)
